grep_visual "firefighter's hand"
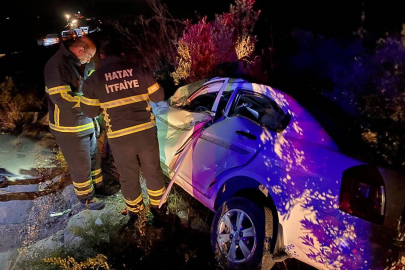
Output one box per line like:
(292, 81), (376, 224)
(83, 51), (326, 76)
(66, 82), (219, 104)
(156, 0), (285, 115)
(96, 114), (105, 128)
(93, 117), (101, 138)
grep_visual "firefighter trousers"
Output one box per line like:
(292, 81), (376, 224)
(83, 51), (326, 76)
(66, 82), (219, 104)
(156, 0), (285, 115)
(108, 127), (166, 215)
(53, 131), (102, 201)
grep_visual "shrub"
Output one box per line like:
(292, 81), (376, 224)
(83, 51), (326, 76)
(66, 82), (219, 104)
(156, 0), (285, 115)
(357, 35), (405, 167)
(0, 77), (42, 132)
(283, 26), (405, 168)
(171, 0), (261, 84)
(107, 0), (264, 91)
(113, 1), (182, 77)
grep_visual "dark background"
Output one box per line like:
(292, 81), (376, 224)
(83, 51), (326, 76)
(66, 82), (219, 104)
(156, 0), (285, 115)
(1, 0), (404, 44)
(0, 0), (404, 93)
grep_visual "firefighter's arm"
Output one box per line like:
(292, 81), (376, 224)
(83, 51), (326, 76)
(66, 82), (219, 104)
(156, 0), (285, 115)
(44, 65), (80, 108)
(145, 72), (164, 102)
(81, 76), (101, 118)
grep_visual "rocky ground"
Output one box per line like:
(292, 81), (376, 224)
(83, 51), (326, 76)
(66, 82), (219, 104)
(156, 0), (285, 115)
(0, 130), (72, 269)
(0, 129), (219, 270)
(0, 128), (310, 270)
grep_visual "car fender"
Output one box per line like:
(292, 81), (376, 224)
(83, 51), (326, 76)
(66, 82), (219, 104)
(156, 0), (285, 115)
(210, 166), (279, 212)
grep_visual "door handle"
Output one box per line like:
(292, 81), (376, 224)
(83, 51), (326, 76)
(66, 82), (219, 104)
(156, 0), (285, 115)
(236, 130), (256, 140)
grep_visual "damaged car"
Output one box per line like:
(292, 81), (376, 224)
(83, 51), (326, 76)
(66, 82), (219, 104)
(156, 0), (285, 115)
(151, 77), (405, 270)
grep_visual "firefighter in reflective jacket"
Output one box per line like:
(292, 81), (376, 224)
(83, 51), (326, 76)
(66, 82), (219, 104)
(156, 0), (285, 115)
(81, 39), (167, 223)
(44, 37), (105, 210)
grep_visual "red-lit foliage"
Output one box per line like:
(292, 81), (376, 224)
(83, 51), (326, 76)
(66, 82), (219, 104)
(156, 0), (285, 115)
(172, 0), (260, 84)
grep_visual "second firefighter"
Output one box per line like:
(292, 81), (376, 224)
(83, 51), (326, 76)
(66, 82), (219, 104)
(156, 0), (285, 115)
(80, 39), (168, 224)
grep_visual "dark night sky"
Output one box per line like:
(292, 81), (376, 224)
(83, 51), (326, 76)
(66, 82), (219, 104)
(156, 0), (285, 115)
(0, 0), (404, 42)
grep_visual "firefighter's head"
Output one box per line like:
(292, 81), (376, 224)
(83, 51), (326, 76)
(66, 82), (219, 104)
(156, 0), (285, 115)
(69, 37), (96, 64)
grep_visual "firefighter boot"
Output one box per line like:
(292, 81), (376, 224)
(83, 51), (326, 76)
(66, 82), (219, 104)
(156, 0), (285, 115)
(80, 197), (105, 210)
(150, 203), (170, 228)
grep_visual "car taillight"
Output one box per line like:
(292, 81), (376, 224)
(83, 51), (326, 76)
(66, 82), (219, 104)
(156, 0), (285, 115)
(339, 165), (385, 225)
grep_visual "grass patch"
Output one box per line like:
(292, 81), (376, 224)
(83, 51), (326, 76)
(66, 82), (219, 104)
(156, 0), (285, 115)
(44, 254), (111, 270)
(0, 77), (42, 132)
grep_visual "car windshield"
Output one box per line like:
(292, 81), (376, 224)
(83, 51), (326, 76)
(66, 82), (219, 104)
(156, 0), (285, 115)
(169, 79), (209, 108)
(170, 80), (235, 114)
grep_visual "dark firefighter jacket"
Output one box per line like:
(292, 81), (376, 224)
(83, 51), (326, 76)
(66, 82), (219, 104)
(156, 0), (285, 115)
(81, 56), (164, 139)
(44, 42), (95, 136)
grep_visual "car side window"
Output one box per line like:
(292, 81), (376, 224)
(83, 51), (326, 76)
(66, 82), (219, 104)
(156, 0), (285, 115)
(231, 91), (290, 132)
(177, 81), (225, 112)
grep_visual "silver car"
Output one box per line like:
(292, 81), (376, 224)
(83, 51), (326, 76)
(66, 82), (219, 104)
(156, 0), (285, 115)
(152, 77), (405, 270)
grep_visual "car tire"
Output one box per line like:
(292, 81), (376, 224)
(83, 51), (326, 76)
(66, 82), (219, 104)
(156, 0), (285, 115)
(211, 197), (276, 270)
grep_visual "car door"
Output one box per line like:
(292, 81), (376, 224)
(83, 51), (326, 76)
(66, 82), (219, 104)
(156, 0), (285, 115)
(185, 116), (264, 194)
(177, 88), (289, 196)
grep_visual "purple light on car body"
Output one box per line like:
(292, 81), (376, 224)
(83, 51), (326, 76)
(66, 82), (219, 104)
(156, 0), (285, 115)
(153, 78), (404, 270)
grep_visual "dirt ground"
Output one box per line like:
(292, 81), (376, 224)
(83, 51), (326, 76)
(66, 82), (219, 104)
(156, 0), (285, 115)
(0, 127), (315, 270)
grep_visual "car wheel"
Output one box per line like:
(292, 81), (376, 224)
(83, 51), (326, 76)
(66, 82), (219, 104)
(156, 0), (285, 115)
(211, 197), (276, 270)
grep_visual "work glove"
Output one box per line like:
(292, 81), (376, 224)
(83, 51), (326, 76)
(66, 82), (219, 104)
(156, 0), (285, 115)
(93, 115), (104, 139)
(96, 114), (105, 128)
(93, 118), (100, 138)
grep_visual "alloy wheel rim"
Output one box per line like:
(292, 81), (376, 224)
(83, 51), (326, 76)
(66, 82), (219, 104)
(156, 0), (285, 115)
(217, 209), (257, 263)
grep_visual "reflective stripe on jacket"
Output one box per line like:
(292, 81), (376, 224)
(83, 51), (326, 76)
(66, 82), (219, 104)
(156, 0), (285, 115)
(81, 56), (164, 139)
(44, 42), (94, 136)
